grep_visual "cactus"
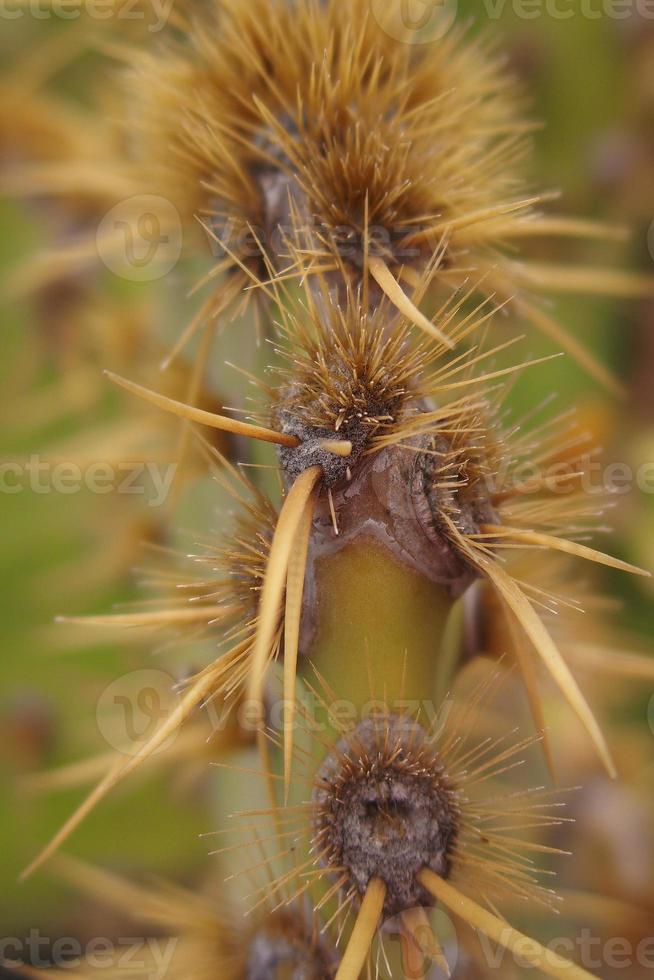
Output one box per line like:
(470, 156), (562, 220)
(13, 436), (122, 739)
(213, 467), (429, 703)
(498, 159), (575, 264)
(5, 2), (654, 978)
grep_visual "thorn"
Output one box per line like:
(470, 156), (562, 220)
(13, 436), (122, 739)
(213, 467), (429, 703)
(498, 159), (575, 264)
(104, 371), (299, 447)
(335, 877), (386, 980)
(368, 256), (455, 349)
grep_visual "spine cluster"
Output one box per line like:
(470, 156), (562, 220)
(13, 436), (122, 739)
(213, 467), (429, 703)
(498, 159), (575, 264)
(12, 3), (654, 979)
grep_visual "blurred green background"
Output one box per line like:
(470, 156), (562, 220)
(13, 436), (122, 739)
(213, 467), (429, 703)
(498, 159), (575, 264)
(1, 0), (653, 950)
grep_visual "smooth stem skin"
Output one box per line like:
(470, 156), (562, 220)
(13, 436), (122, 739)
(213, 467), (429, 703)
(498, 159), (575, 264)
(302, 535), (455, 728)
(291, 535), (455, 970)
